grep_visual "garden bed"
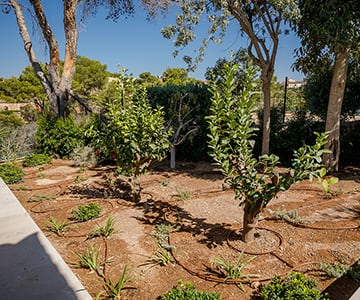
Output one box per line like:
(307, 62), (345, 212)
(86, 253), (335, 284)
(10, 159), (360, 299)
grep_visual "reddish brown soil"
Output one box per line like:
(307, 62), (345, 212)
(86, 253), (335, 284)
(10, 159), (360, 299)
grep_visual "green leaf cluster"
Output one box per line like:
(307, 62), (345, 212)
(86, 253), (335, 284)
(259, 272), (329, 300)
(22, 153), (52, 167)
(161, 280), (221, 300)
(71, 202), (101, 222)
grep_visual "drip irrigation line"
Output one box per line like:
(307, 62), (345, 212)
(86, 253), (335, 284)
(227, 227), (284, 256)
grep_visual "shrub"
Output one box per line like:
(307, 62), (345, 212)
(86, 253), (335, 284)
(161, 281), (222, 300)
(0, 163), (25, 184)
(36, 113), (85, 158)
(71, 202), (101, 222)
(22, 153), (52, 167)
(259, 272), (330, 300)
(70, 145), (97, 168)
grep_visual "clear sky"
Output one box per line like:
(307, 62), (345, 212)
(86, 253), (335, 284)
(0, 3), (304, 82)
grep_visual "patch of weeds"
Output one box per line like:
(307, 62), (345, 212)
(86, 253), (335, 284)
(145, 242), (174, 267)
(22, 153), (52, 167)
(0, 163), (25, 184)
(318, 262), (350, 278)
(160, 280), (222, 300)
(71, 202), (101, 222)
(102, 262), (134, 299)
(88, 216), (116, 239)
(47, 216), (67, 235)
(70, 145), (98, 168)
(74, 175), (87, 184)
(37, 172), (46, 178)
(259, 272), (330, 300)
(213, 251), (258, 291)
(74, 244), (102, 273)
(268, 208), (306, 225)
(16, 184), (28, 191)
(174, 188), (192, 201)
(159, 178), (170, 186)
(151, 223), (179, 249)
(27, 194), (57, 203)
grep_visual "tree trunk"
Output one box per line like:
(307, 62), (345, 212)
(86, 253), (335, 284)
(170, 145), (176, 169)
(130, 176), (141, 202)
(242, 200), (262, 242)
(261, 73), (272, 155)
(323, 49), (349, 171)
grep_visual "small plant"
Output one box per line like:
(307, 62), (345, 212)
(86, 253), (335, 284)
(259, 272), (330, 300)
(213, 251), (258, 290)
(268, 208), (305, 225)
(88, 216), (116, 239)
(16, 184), (28, 191)
(159, 178), (170, 186)
(70, 145), (98, 168)
(0, 163), (25, 184)
(37, 172), (47, 178)
(145, 243), (174, 266)
(74, 175), (87, 183)
(47, 216), (67, 235)
(151, 223), (178, 249)
(319, 167), (339, 195)
(161, 280), (222, 300)
(27, 194), (57, 202)
(103, 262), (134, 299)
(74, 245), (101, 273)
(71, 202), (102, 222)
(22, 153), (52, 167)
(174, 188), (192, 200)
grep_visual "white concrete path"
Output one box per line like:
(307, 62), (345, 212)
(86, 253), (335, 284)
(0, 178), (91, 300)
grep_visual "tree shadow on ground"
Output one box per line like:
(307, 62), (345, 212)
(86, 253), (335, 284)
(133, 196), (237, 249)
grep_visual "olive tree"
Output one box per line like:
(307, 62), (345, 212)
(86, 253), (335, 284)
(161, 0), (299, 155)
(207, 63), (329, 242)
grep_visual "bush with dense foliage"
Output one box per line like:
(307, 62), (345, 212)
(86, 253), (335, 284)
(259, 272), (330, 300)
(22, 153), (52, 167)
(0, 163), (25, 184)
(36, 113), (85, 158)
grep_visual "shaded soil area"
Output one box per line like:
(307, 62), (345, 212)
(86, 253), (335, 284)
(10, 159), (360, 299)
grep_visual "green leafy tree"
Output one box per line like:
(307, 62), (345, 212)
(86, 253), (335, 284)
(161, 0), (299, 155)
(96, 69), (172, 201)
(161, 67), (197, 85)
(136, 72), (161, 87)
(292, 0), (360, 171)
(207, 64), (329, 242)
(73, 55), (109, 97)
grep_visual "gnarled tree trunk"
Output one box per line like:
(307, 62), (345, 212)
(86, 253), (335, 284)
(261, 70), (273, 155)
(323, 48), (349, 171)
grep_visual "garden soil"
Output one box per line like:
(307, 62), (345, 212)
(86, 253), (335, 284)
(10, 159), (360, 299)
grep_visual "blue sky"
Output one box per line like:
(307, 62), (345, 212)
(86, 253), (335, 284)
(0, 3), (304, 82)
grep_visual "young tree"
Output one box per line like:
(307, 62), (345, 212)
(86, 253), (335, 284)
(161, 0), (299, 155)
(0, 0), (169, 117)
(93, 70), (172, 202)
(207, 64), (329, 242)
(292, 0), (360, 171)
